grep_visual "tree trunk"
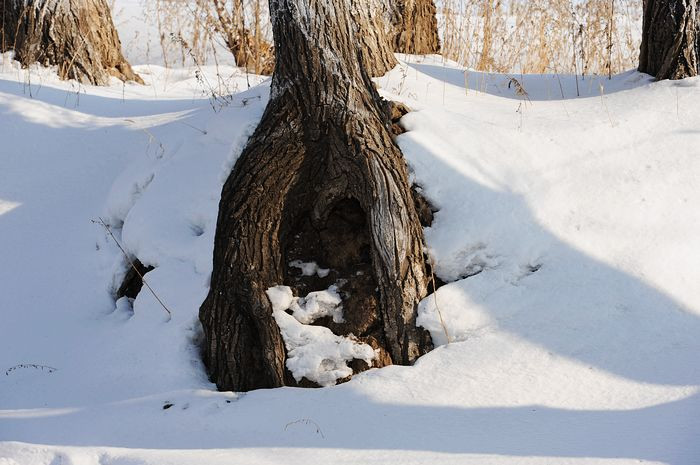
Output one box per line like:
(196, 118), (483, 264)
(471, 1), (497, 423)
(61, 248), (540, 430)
(392, 0), (440, 55)
(1, 0), (142, 85)
(639, 0), (699, 79)
(200, 0), (433, 392)
(350, 0), (399, 76)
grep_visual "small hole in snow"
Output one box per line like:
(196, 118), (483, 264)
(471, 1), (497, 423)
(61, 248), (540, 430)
(527, 264), (542, 273)
(190, 224), (205, 237)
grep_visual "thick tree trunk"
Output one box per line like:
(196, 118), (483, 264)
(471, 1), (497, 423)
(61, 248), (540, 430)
(639, 0), (699, 79)
(200, 0), (432, 392)
(1, 0), (142, 85)
(393, 0), (440, 54)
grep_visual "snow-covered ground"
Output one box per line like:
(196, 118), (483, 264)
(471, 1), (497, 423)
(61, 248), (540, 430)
(1, 53), (699, 465)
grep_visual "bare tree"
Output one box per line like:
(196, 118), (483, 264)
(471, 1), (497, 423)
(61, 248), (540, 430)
(639, 0), (699, 79)
(199, 0), (433, 392)
(1, 0), (142, 85)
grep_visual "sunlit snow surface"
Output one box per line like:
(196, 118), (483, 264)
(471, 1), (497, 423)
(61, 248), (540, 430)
(1, 50), (699, 465)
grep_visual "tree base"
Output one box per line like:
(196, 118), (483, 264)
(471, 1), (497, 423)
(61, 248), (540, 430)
(2, 0), (142, 85)
(200, 0), (435, 393)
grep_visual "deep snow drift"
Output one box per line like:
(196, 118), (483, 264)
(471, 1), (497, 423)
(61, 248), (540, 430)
(1, 53), (699, 465)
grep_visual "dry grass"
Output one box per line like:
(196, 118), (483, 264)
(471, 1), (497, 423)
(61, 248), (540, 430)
(117, 0), (642, 77)
(137, 0), (271, 72)
(439, 0), (642, 75)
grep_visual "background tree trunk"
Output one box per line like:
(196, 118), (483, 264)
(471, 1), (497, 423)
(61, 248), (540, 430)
(1, 0), (142, 85)
(200, 0), (433, 392)
(639, 0), (699, 79)
(392, 0), (440, 54)
(210, 0), (274, 75)
(204, 0), (439, 78)
(351, 0), (399, 76)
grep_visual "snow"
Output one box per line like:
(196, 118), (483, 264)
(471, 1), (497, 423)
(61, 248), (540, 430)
(266, 284), (368, 387)
(267, 285), (374, 386)
(288, 286), (344, 325)
(1, 50), (700, 465)
(289, 259), (331, 278)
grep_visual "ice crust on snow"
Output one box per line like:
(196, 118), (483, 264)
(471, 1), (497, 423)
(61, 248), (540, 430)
(266, 285), (373, 386)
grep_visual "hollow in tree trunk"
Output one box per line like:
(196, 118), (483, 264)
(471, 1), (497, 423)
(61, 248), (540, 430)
(639, 0), (699, 79)
(1, 0), (142, 85)
(199, 0), (433, 392)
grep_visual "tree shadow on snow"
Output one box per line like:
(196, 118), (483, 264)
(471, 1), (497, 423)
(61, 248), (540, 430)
(401, 132), (700, 389)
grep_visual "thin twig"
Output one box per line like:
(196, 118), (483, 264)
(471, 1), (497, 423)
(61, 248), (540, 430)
(5, 364), (57, 376)
(177, 120), (208, 135)
(284, 419), (325, 438)
(93, 217), (172, 320)
(428, 258), (450, 344)
(507, 76), (531, 103)
(123, 119), (166, 158)
(599, 83), (615, 127)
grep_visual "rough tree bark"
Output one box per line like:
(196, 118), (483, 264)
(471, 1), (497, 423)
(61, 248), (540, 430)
(392, 0), (440, 54)
(639, 0), (699, 79)
(200, 0), (433, 392)
(0, 0), (142, 85)
(351, 0), (400, 76)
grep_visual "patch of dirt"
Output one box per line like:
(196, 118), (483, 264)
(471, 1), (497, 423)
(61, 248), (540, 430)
(116, 259), (154, 299)
(387, 100), (411, 136)
(411, 185), (437, 227)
